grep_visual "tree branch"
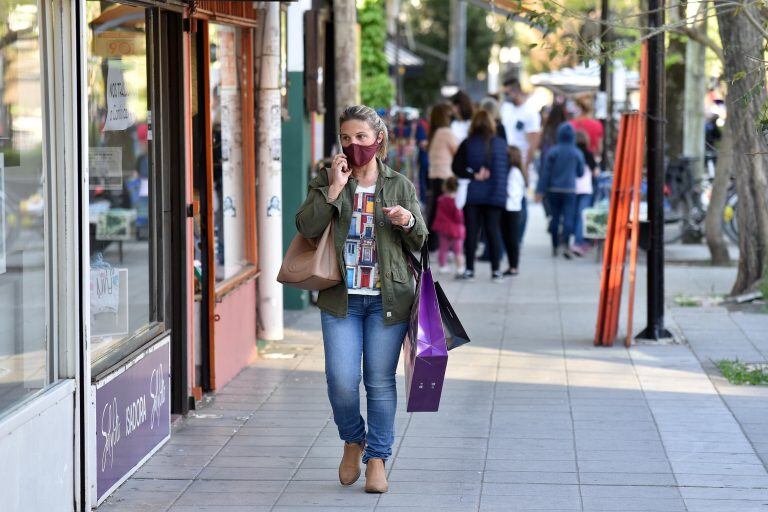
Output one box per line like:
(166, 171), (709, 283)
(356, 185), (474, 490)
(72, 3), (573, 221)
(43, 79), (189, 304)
(675, 25), (725, 62)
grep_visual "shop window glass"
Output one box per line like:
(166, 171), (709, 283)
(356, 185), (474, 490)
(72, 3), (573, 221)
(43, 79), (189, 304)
(0, 0), (49, 413)
(86, 1), (153, 361)
(209, 24), (248, 283)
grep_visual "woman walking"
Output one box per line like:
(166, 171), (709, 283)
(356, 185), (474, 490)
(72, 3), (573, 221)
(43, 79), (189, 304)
(501, 146), (526, 275)
(449, 90), (474, 142)
(295, 105), (427, 493)
(427, 103), (459, 251)
(452, 109), (509, 282)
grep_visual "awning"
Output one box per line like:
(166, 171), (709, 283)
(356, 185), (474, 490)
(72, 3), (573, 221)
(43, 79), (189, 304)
(530, 63), (639, 95)
(385, 40), (424, 67)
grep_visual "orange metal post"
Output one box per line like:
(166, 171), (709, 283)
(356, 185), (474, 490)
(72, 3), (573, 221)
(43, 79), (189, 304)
(605, 114), (639, 344)
(603, 116), (635, 345)
(625, 44), (650, 347)
(595, 115), (628, 345)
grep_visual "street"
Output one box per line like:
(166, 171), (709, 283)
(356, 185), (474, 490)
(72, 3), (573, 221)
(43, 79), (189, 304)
(97, 205), (768, 512)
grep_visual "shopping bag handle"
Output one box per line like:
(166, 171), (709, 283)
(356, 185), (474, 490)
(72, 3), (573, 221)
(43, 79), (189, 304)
(403, 238), (430, 280)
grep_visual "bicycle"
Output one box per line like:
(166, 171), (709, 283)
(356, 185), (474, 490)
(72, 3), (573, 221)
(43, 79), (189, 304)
(663, 156), (739, 245)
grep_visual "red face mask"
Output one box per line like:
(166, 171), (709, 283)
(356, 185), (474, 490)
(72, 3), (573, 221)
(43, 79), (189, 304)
(342, 139), (380, 168)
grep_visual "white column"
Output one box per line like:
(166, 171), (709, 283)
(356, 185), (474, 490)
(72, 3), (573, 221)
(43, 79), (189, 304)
(257, 2), (284, 341)
(220, 26), (245, 279)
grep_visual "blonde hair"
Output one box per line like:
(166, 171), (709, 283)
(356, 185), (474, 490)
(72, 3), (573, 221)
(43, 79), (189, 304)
(339, 105), (389, 160)
(479, 96), (500, 121)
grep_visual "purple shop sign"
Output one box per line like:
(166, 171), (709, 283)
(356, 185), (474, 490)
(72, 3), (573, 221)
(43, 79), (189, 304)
(95, 338), (171, 502)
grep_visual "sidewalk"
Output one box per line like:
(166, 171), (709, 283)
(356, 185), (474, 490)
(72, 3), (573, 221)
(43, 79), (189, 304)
(97, 204), (768, 512)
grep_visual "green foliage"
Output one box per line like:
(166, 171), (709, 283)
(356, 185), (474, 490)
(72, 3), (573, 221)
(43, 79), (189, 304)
(362, 74), (396, 109)
(358, 0), (394, 109)
(717, 360), (768, 385)
(673, 294), (701, 307)
(402, 0), (513, 111)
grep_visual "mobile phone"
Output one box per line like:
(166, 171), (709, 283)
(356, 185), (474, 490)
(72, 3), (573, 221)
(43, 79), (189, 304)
(336, 136), (351, 173)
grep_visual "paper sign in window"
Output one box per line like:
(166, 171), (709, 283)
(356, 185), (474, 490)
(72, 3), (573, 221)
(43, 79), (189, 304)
(89, 147), (123, 190)
(104, 60), (135, 132)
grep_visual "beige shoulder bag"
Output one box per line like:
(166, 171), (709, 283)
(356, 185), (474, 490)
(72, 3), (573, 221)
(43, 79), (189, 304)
(277, 223), (341, 291)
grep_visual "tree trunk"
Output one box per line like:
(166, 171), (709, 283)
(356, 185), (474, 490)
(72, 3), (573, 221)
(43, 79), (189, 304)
(334, 0), (359, 121)
(705, 120), (732, 265)
(665, 2), (687, 160)
(715, 1), (768, 294)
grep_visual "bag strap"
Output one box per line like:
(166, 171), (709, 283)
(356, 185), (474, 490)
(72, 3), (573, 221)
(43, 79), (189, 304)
(403, 238), (430, 280)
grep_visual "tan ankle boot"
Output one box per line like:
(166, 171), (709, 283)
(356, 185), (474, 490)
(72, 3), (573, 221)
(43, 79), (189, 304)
(338, 441), (364, 485)
(364, 458), (388, 493)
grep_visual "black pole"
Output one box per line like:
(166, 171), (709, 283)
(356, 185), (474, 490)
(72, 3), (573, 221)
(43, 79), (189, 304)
(599, 0), (609, 169)
(637, 0), (672, 341)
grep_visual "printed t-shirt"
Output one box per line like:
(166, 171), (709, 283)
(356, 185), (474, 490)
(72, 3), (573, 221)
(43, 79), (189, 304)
(345, 185), (380, 295)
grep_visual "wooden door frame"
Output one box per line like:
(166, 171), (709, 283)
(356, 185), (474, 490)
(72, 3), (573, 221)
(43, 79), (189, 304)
(194, 21), (257, 391)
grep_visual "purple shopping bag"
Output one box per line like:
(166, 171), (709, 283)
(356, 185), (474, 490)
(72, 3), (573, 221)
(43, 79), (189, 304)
(403, 243), (448, 412)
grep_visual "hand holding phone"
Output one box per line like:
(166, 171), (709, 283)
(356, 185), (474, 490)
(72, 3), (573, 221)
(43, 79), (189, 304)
(328, 153), (350, 200)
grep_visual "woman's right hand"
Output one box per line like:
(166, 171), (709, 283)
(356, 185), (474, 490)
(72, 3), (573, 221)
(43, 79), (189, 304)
(328, 153), (350, 201)
(475, 167), (491, 181)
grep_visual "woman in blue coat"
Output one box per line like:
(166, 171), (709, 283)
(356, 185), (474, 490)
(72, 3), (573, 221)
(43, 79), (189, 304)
(452, 109), (509, 282)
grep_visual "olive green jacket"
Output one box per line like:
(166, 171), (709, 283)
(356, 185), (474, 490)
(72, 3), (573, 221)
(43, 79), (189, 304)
(295, 159), (428, 324)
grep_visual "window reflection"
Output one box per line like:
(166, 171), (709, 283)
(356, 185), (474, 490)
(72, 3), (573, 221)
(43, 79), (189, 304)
(0, 0), (48, 413)
(86, 1), (151, 361)
(209, 24), (247, 282)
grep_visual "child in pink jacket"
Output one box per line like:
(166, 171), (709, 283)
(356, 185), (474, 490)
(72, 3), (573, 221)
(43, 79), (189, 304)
(431, 177), (466, 275)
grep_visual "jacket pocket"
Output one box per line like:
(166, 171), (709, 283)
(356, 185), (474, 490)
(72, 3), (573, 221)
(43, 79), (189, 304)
(391, 266), (409, 283)
(383, 197), (407, 208)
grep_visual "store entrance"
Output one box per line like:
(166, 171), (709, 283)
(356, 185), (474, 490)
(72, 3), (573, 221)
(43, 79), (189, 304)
(189, 18), (259, 394)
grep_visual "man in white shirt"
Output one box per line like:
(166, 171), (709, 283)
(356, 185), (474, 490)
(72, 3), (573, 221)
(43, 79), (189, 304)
(500, 78), (541, 172)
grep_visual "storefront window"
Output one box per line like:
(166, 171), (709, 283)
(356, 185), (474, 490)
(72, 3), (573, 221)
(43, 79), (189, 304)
(0, 0), (49, 413)
(86, 1), (153, 361)
(209, 24), (248, 283)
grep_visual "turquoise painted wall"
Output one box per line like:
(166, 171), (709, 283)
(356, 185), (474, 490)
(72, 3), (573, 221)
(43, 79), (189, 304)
(281, 71), (311, 310)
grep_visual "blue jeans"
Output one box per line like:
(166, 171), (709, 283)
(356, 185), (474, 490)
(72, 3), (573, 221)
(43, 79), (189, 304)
(574, 193), (592, 245)
(547, 192), (577, 249)
(321, 294), (408, 462)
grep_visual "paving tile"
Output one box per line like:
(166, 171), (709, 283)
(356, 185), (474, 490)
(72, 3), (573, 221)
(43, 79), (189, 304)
(391, 457), (486, 471)
(174, 491), (281, 507)
(207, 455), (303, 469)
(683, 499), (768, 512)
(478, 493), (581, 511)
(169, 507), (270, 512)
(483, 471), (579, 485)
(579, 485), (681, 499)
(581, 496), (686, 511)
(274, 491), (378, 507)
(480, 483), (579, 497)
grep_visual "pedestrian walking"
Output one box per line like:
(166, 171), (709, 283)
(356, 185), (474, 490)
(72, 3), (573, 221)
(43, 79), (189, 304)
(535, 122), (585, 259)
(431, 176), (466, 276)
(500, 77), (541, 172)
(539, 103), (569, 161)
(570, 95), (604, 156)
(295, 105), (427, 494)
(501, 146), (526, 276)
(572, 130), (597, 256)
(479, 96), (508, 142)
(449, 90), (474, 143)
(452, 109), (509, 282)
(477, 96), (509, 262)
(427, 103), (459, 252)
